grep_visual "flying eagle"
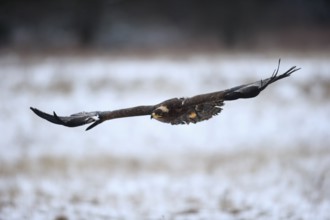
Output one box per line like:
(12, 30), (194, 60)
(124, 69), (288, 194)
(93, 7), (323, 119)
(30, 60), (300, 131)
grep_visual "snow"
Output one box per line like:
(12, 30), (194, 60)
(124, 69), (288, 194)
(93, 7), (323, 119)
(0, 53), (329, 219)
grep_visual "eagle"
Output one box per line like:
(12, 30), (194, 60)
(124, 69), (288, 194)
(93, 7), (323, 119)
(30, 60), (300, 131)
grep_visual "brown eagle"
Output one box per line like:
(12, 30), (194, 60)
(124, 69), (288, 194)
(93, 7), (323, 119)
(30, 60), (300, 131)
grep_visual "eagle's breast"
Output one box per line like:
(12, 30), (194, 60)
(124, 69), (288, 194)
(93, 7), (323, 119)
(152, 98), (224, 125)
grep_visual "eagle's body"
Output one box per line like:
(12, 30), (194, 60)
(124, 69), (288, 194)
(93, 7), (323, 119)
(150, 98), (224, 125)
(30, 60), (300, 131)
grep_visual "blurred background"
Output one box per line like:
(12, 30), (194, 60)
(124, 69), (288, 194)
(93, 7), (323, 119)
(0, 0), (330, 52)
(1, 1), (330, 220)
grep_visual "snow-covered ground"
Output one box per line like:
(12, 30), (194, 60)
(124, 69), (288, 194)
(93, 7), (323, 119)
(0, 53), (329, 220)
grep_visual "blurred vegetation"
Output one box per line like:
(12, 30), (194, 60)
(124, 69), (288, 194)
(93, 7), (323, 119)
(0, 0), (329, 51)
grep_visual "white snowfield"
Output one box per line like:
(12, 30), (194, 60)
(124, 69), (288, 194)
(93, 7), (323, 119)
(0, 53), (329, 220)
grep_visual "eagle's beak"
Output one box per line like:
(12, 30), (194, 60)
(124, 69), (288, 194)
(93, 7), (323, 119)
(151, 112), (160, 119)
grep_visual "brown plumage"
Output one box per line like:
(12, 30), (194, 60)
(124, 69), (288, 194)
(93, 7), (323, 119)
(30, 60), (300, 131)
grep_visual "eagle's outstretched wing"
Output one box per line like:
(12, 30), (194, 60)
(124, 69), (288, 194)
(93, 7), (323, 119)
(183, 60), (299, 106)
(159, 60), (300, 125)
(30, 106), (155, 130)
(30, 59), (300, 130)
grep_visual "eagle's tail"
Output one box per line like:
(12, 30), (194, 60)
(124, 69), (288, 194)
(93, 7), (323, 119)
(223, 59), (300, 101)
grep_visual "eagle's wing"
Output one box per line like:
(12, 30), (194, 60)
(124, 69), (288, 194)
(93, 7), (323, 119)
(168, 60), (300, 124)
(183, 60), (300, 106)
(30, 106), (154, 130)
(222, 61), (300, 101)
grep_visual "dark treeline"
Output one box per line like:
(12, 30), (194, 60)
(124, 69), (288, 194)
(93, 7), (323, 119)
(0, 0), (329, 51)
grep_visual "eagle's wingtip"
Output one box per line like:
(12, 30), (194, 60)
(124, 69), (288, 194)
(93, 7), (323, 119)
(30, 107), (42, 115)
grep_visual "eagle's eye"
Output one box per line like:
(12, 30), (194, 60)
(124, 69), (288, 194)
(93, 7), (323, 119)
(155, 109), (164, 115)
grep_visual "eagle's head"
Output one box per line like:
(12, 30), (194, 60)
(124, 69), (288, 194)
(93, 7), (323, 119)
(151, 105), (169, 121)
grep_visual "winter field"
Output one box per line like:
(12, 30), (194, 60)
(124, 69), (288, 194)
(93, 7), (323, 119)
(0, 52), (329, 220)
